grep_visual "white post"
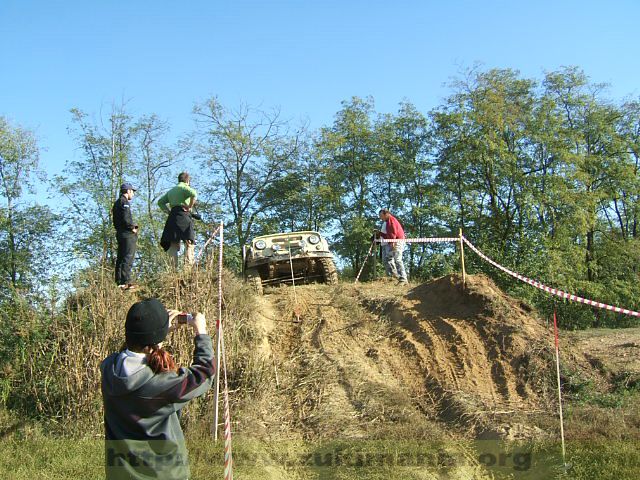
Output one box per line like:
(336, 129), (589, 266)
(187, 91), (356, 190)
(287, 238), (300, 322)
(221, 323), (233, 480)
(553, 310), (567, 466)
(459, 228), (466, 286)
(213, 222), (223, 441)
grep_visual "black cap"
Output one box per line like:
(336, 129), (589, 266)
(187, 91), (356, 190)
(125, 298), (169, 347)
(121, 182), (137, 192)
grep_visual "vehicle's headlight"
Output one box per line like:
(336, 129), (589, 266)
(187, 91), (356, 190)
(272, 244), (281, 251)
(255, 240), (266, 250)
(308, 235), (320, 245)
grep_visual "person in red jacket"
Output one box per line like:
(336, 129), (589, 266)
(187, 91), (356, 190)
(377, 208), (408, 284)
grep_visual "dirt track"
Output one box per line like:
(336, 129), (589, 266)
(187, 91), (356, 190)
(221, 273), (640, 478)
(567, 327), (640, 374)
(248, 274), (572, 442)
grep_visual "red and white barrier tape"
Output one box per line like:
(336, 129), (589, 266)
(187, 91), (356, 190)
(213, 222), (224, 443)
(461, 236), (640, 318)
(210, 222), (234, 478)
(369, 233), (640, 317)
(378, 237), (459, 244)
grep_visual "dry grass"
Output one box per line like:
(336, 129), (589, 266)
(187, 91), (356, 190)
(3, 271), (640, 478)
(4, 262), (263, 436)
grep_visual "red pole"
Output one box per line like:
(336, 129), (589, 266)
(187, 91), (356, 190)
(213, 222), (223, 440)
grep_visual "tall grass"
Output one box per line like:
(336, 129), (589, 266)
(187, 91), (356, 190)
(2, 262), (259, 436)
(2, 270), (640, 479)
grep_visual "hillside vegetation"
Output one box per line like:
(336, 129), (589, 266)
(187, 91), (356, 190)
(1, 270), (639, 479)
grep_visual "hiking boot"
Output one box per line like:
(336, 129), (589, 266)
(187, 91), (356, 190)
(397, 278), (408, 285)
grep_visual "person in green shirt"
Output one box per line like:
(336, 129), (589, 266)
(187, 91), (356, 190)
(158, 172), (198, 268)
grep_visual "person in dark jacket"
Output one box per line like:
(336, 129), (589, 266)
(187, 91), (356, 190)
(101, 298), (214, 480)
(158, 172), (198, 269)
(112, 183), (139, 289)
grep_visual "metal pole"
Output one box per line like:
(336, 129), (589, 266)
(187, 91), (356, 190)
(213, 222), (223, 440)
(372, 239), (378, 280)
(553, 310), (567, 466)
(459, 228), (466, 286)
(287, 239), (300, 322)
(354, 238), (376, 283)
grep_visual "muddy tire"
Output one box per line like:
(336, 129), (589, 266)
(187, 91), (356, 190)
(319, 258), (338, 285)
(246, 268), (264, 295)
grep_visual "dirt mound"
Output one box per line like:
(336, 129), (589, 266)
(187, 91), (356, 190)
(240, 272), (625, 457)
(241, 282), (492, 478)
(350, 274), (569, 438)
(395, 274), (550, 408)
(242, 274), (571, 446)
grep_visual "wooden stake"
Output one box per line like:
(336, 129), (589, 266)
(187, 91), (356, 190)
(459, 228), (466, 286)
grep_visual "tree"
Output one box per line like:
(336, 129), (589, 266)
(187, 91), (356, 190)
(133, 114), (181, 274)
(316, 96), (379, 273)
(0, 116), (57, 297)
(374, 102), (439, 276)
(193, 98), (303, 262)
(257, 135), (333, 234)
(55, 103), (138, 265)
(543, 68), (625, 283)
(431, 68), (540, 278)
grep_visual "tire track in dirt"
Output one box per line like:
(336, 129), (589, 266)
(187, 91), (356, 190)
(263, 284), (456, 440)
(256, 274), (563, 445)
(353, 274), (559, 437)
(438, 317), (502, 403)
(392, 309), (465, 392)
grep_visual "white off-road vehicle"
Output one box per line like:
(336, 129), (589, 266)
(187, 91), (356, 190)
(243, 231), (338, 294)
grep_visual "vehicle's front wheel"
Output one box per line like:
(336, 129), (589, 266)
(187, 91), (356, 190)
(318, 258), (338, 285)
(245, 268), (264, 295)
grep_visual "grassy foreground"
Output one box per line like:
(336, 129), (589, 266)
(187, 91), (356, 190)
(0, 435), (638, 479)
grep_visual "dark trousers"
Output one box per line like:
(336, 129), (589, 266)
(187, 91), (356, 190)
(115, 230), (137, 285)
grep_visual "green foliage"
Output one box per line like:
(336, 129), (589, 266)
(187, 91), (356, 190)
(193, 98), (303, 264)
(0, 117), (59, 296)
(5, 66), (640, 364)
(4, 72), (640, 480)
(39, 69), (640, 329)
(258, 136), (335, 234)
(54, 105), (183, 279)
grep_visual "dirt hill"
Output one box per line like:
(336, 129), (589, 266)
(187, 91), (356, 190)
(237, 273), (592, 446)
(4, 270), (638, 479)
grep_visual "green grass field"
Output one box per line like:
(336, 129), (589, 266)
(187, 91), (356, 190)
(1, 435), (638, 479)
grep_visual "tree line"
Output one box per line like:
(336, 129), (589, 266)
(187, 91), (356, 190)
(2, 66), (640, 329)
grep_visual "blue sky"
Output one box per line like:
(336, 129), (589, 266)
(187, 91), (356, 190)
(1, 0), (639, 197)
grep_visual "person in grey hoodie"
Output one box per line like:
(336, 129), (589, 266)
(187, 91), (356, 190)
(101, 298), (215, 480)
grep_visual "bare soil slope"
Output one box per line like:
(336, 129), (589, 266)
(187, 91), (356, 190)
(353, 274), (562, 438)
(241, 273), (590, 444)
(226, 273), (639, 477)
